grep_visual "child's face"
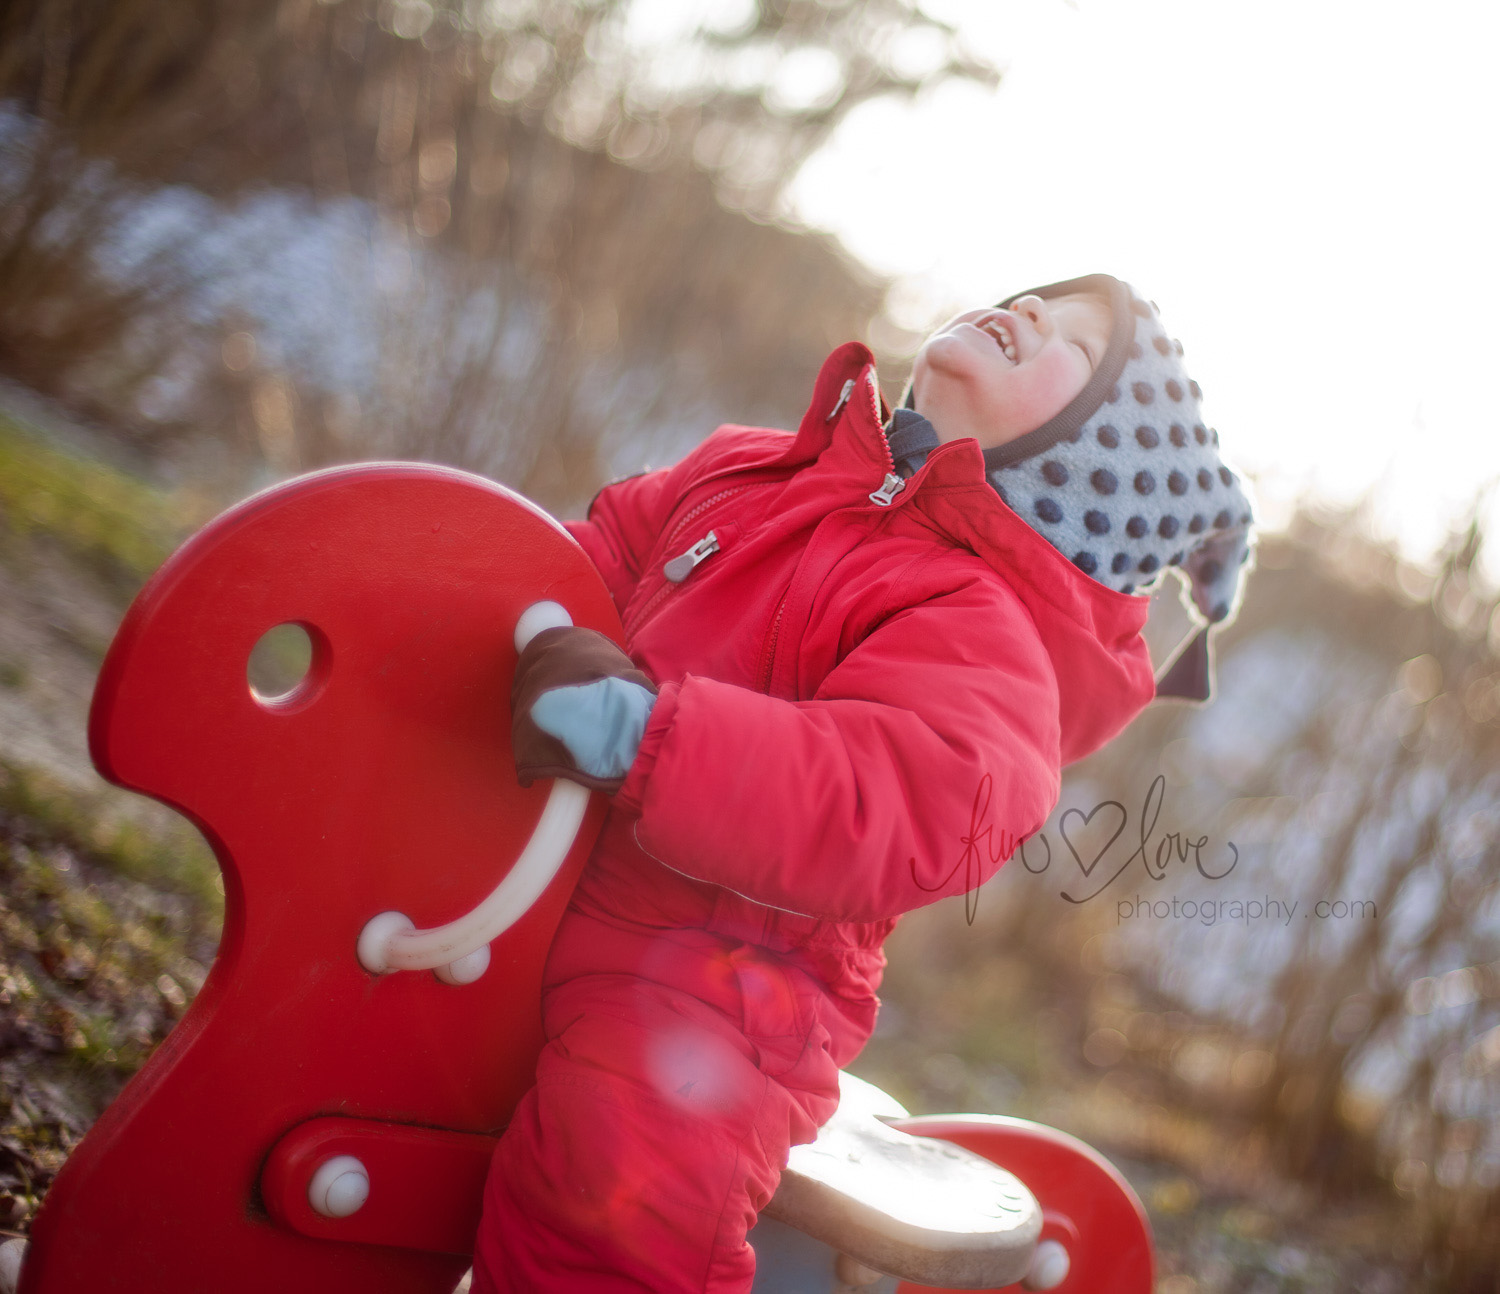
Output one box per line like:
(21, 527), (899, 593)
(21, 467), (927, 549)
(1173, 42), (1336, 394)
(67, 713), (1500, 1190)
(911, 291), (1113, 449)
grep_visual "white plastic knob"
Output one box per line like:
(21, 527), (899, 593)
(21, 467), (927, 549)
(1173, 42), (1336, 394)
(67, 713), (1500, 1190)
(309, 1155), (370, 1219)
(435, 943), (491, 985)
(514, 600), (573, 652)
(1023, 1238), (1071, 1290)
(356, 911), (416, 975)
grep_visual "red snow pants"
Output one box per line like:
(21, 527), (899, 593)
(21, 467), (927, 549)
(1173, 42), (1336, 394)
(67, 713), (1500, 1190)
(470, 907), (852, 1293)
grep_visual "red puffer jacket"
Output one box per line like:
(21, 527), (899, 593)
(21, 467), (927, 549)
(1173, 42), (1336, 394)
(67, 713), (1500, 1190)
(560, 342), (1155, 1032)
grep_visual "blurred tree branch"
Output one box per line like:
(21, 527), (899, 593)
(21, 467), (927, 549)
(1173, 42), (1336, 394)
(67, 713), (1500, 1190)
(0, 0), (998, 503)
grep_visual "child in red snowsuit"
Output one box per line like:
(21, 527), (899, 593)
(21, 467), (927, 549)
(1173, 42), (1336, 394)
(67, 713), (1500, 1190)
(474, 274), (1253, 1292)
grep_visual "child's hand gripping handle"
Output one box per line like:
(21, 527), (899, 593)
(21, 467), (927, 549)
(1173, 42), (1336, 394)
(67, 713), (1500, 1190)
(357, 600), (598, 985)
(510, 617), (658, 794)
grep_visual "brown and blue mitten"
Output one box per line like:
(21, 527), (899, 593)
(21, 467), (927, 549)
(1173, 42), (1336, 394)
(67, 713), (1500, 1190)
(510, 626), (658, 793)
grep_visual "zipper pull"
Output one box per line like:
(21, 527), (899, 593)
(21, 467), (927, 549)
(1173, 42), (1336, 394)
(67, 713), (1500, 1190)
(663, 530), (720, 583)
(824, 378), (856, 422)
(868, 473), (906, 507)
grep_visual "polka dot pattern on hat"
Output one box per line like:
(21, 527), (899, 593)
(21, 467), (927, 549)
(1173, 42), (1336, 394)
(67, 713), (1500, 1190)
(984, 282), (1255, 627)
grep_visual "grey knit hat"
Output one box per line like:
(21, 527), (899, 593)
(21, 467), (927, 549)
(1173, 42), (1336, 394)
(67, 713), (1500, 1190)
(991, 275), (1254, 700)
(903, 273), (1255, 701)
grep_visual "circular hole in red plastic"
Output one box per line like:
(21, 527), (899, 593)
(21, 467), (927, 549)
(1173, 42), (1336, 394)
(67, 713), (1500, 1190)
(248, 623), (318, 706)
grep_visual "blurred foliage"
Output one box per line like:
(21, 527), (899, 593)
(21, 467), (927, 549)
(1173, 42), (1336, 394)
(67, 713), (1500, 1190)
(862, 904), (1421, 1292)
(0, 414), (184, 586)
(879, 503), (1500, 1291)
(0, 0), (993, 205)
(0, 0), (994, 507)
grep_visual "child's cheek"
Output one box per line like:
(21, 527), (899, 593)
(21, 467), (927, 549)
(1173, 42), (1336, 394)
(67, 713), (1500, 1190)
(1012, 351), (1087, 430)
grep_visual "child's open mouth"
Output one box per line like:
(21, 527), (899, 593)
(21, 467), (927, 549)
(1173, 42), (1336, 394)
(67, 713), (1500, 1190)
(977, 316), (1018, 363)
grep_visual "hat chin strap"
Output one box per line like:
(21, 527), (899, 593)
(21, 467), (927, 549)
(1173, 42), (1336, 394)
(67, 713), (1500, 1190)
(1154, 626), (1212, 702)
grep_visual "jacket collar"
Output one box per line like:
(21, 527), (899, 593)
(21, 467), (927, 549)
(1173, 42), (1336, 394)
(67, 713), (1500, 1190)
(788, 345), (1158, 764)
(775, 342), (890, 473)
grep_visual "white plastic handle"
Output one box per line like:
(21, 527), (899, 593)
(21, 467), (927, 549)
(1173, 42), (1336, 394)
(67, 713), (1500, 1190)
(358, 778), (589, 977)
(357, 599), (589, 982)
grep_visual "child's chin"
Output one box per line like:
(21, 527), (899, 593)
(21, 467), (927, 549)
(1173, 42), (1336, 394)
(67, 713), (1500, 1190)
(921, 337), (995, 384)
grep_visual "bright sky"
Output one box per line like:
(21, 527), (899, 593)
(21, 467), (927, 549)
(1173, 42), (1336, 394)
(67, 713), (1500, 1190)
(785, 0), (1500, 579)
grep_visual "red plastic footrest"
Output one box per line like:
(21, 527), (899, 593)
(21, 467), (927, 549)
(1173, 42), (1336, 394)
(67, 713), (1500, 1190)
(263, 1117), (500, 1256)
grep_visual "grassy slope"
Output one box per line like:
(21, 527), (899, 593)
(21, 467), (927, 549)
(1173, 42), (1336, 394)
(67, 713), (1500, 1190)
(0, 418), (182, 586)
(0, 413), (221, 1237)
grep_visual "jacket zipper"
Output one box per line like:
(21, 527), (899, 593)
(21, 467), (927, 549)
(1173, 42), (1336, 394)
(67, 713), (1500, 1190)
(756, 584), (791, 694)
(757, 377), (904, 693)
(825, 378), (856, 422)
(663, 530), (720, 583)
(625, 563), (693, 638)
(868, 369), (896, 473)
(662, 485), (746, 553)
(624, 482), (764, 638)
(645, 367), (894, 687)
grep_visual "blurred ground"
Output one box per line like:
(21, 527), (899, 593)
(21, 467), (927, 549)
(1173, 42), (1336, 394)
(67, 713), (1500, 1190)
(0, 771), (216, 1238)
(856, 905), (1422, 1294)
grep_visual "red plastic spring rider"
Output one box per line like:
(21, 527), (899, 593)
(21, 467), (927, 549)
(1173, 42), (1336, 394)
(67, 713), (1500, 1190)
(2, 464), (1154, 1294)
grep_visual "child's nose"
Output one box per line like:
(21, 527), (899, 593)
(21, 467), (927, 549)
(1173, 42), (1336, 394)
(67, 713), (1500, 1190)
(1009, 295), (1052, 336)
